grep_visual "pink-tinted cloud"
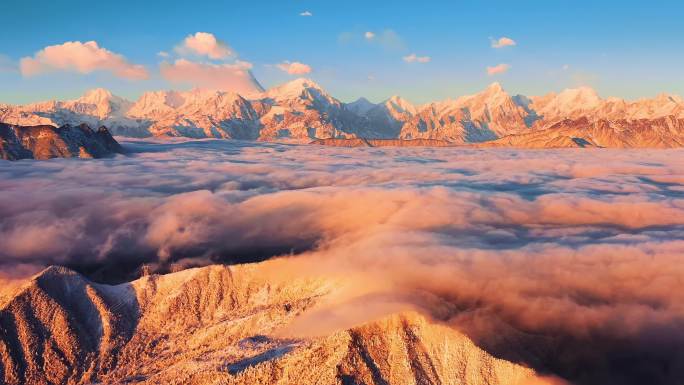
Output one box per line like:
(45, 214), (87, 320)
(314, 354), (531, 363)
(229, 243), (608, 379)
(160, 59), (263, 94)
(3, 142), (684, 384)
(19, 41), (148, 80)
(276, 61), (312, 75)
(491, 37), (517, 48)
(403, 53), (431, 63)
(487, 63), (510, 75)
(175, 32), (233, 59)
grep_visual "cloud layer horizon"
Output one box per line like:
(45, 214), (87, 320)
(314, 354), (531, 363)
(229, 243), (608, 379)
(1, 141), (684, 384)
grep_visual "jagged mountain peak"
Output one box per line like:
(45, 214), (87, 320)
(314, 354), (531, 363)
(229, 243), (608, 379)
(68, 88), (133, 119)
(76, 88), (130, 107)
(78, 87), (113, 102)
(533, 86), (602, 115)
(485, 81), (505, 94)
(384, 95), (416, 114)
(346, 97), (377, 115)
(265, 78), (339, 109)
(557, 86), (600, 100)
(268, 77), (325, 96)
(653, 92), (683, 104)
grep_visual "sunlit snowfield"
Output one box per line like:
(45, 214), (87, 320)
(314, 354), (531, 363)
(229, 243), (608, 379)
(2, 139), (684, 383)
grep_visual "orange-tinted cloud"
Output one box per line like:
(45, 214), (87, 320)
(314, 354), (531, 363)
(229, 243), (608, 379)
(492, 37), (517, 48)
(3, 143), (684, 384)
(175, 32), (233, 59)
(19, 41), (148, 80)
(276, 61), (312, 75)
(160, 59), (263, 93)
(487, 63), (510, 75)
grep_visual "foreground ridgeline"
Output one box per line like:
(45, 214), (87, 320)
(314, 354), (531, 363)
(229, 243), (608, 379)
(310, 138), (454, 147)
(2, 80), (684, 148)
(0, 122), (124, 160)
(0, 265), (543, 385)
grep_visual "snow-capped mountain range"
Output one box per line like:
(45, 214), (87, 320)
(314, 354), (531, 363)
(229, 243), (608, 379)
(2, 78), (684, 147)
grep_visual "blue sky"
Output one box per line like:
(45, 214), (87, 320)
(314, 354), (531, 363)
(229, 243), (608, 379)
(1, 0), (683, 104)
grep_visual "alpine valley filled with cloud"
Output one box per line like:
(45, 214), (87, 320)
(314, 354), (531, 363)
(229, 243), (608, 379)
(1, 1), (684, 385)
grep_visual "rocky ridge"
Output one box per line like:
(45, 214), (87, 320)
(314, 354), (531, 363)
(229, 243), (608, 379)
(0, 122), (124, 160)
(0, 264), (545, 385)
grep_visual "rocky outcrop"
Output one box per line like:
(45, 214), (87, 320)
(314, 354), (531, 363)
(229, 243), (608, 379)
(0, 264), (542, 385)
(311, 138), (454, 147)
(478, 116), (684, 148)
(0, 123), (124, 160)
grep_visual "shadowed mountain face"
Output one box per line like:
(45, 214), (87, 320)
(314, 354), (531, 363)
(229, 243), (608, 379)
(0, 123), (124, 160)
(0, 264), (545, 385)
(2, 79), (684, 147)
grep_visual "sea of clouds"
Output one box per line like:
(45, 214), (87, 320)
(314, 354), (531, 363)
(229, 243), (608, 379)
(2, 139), (684, 384)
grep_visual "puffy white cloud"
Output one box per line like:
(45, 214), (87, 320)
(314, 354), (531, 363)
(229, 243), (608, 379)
(160, 59), (262, 94)
(276, 61), (312, 75)
(19, 41), (148, 80)
(175, 32), (233, 60)
(491, 36), (517, 48)
(300, 11), (313, 16)
(364, 31), (375, 39)
(157, 51), (170, 58)
(487, 63), (510, 75)
(403, 53), (431, 63)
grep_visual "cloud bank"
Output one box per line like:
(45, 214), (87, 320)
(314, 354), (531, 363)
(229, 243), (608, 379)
(160, 59), (262, 93)
(2, 141), (684, 384)
(19, 41), (148, 80)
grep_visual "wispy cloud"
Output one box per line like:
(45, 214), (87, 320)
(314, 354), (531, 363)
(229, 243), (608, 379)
(276, 61), (312, 75)
(403, 53), (431, 63)
(340, 29), (405, 51)
(300, 11), (313, 16)
(487, 63), (510, 75)
(175, 32), (233, 60)
(491, 37), (517, 48)
(372, 29), (405, 50)
(19, 41), (148, 80)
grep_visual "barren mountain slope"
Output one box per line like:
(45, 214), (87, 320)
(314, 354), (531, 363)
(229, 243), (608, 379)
(0, 264), (544, 385)
(310, 138), (454, 147)
(0, 122), (124, 160)
(478, 116), (684, 148)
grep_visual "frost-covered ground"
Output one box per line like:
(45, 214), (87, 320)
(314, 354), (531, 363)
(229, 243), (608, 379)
(1, 139), (684, 384)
